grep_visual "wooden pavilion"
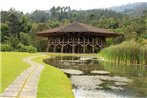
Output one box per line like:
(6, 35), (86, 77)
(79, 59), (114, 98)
(36, 22), (119, 53)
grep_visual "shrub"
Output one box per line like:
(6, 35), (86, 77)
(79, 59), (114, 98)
(25, 46), (37, 53)
(1, 44), (13, 51)
(17, 43), (37, 53)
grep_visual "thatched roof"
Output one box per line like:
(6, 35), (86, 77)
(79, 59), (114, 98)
(36, 22), (120, 37)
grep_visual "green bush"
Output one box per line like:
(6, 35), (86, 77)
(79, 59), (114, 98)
(18, 43), (37, 53)
(25, 46), (37, 53)
(1, 44), (13, 51)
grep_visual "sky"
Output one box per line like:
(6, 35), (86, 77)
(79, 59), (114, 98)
(0, 0), (146, 13)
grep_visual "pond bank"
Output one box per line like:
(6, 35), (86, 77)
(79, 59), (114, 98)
(33, 56), (74, 98)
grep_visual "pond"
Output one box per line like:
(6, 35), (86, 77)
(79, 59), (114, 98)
(43, 56), (147, 98)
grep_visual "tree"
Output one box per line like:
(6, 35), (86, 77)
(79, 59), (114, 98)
(50, 6), (71, 20)
(1, 11), (9, 23)
(5, 35), (19, 49)
(19, 32), (31, 45)
(7, 13), (20, 35)
(28, 10), (50, 23)
(20, 16), (32, 33)
(47, 19), (60, 28)
(29, 23), (49, 51)
(0, 23), (9, 42)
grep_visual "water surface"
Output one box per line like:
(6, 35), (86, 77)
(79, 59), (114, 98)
(44, 56), (147, 98)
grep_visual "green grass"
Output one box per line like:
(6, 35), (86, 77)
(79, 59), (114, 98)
(0, 52), (37, 93)
(33, 56), (74, 98)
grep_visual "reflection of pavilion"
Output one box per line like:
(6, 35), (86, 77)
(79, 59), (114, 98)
(37, 22), (119, 53)
(43, 56), (102, 73)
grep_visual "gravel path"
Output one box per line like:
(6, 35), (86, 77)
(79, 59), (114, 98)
(0, 55), (45, 98)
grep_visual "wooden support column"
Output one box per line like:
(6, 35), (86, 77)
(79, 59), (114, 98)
(72, 36), (75, 53)
(68, 36), (69, 43)
(92, 46), (94, 53)
(61, 36), (64, 53)
(92, 37), (94, 45)
(61, 46), (63, 53)
(101, 38), (103, 46)
(88, 37), (89, 44)
(83, 36), (85, 53)
(92, 36), (95, 53)
(103, 37), (106, 47)
(45, 37), (50, 52)
(53, 45), (56, 52)
(78, 37), (80, 43)
(72, 46), (75, 54)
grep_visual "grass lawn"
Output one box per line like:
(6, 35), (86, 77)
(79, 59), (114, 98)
(0, 52), (37, 93)
(1, 52), (95, 97)
(33, 56), (74, 98)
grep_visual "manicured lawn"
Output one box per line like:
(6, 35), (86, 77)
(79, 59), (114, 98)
(33, 56), (74, 98)
(0, 52), (37, 93)
(1, 52), (94, 97)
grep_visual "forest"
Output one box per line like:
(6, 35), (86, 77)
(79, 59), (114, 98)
(0, 5), (147, 53)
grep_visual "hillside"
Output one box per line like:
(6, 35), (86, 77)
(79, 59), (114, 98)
(110, 2), (147, 17)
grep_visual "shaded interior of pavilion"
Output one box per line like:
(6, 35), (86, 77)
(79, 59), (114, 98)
(48, 44), (101, 53)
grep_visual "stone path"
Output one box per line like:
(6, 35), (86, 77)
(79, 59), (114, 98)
(0, 55), (45, 98)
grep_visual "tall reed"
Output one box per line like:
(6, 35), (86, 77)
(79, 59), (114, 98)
(99, 40), (147, 65)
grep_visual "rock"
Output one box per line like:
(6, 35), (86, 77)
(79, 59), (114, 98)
(115, 82), (127, 86)
(108, 86), (124, 90)
(63, 62), (70, 66)
(79, 57), (96, 60)
(91, 70), (110, 75)
(112, 76), (133, 83)
(60, 69), (83, 75)
(71, 75), (103, 90)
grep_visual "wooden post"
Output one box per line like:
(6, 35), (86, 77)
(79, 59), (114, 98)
(78, 37), (80, 44)
(53, 45), (56, 52)
(83, 36), (85, 53)
(92, 46), (94, 53)
(45, 38), (50, 52)
(61, 46), (63, 53)
(72, 37), (75, 53)
(72, 46), (74, 53)
(103, 37), (106, 47)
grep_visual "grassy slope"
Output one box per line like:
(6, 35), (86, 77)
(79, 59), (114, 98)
(0, 52), (37, 93)
(33, 56), (74, 98)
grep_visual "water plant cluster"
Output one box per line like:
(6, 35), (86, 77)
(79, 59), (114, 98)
(99, 39), (147, 65)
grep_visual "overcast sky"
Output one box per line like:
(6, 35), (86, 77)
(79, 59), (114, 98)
(1, 0), (146, 13)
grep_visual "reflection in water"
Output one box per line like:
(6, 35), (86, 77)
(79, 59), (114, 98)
(43, 56), (147, 98)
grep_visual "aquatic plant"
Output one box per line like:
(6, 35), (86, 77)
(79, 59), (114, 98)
(99, 39), (147, 65)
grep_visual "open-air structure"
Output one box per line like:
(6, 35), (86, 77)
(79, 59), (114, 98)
(36, 22), (119, 53)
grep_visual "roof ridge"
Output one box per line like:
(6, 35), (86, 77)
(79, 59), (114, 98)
(77, 22), (91, 32)
(59, 22), (73, 31)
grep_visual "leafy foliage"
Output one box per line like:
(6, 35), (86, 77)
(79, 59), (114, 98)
(1, 4), (146, 52)
(19, 32), (31, 46)
(0, 44), (12, 51)
(17, 43), (36, 53)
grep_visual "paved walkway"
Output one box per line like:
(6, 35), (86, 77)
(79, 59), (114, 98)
(0, 55), (45, 98)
